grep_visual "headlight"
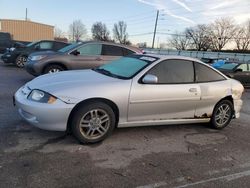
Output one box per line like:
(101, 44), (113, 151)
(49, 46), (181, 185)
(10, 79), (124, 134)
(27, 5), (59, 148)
(30, 55), (47, 61)
(28, 90), (57, 104)
(9, 47), (15, 51)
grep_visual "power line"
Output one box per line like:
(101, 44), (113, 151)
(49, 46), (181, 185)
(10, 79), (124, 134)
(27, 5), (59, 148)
(129, 32), (153, 37)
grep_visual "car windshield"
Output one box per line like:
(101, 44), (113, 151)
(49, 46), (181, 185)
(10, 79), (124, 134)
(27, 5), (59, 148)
(219, 63), (238, 70)
(26, 41), (37, 47)
(58, 43), (80, 53)
(94, 56), (158, 79)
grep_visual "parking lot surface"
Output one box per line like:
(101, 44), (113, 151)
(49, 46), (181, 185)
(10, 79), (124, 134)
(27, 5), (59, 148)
(1, 61), (250, 188)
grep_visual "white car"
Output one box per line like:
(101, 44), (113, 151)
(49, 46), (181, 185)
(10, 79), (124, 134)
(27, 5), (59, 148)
(14, 54), (244, 144)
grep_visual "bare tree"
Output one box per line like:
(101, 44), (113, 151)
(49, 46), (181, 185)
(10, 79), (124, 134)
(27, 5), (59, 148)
(113, 21), (130, 44)
(208, 18), (237, 51)
(185, 24), (211, 51)
(168, 32), (190, 50)
(235, 20), (250, 51)
(69, 20), (87, 42)
(91, 22), (110, 41)
(54, 27), (64, 38)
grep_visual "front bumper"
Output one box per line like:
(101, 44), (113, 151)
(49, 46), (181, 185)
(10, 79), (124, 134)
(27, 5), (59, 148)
(1, 53), (14, 64)
(25, 59), (41, 76)
(14, 87), (75, 131)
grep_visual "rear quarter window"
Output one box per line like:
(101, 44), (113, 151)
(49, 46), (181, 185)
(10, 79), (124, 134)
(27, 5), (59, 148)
(102, 44), (123, 56)
(123, 48), (135, 56)
(195, 62), (226, 82)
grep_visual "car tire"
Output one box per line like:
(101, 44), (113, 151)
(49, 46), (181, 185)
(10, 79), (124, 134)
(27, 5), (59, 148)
(15, 55), (27, 68)
(44, 64), (65, 74)
(210, 100), (233, 129)
(71, 102), (116, 144)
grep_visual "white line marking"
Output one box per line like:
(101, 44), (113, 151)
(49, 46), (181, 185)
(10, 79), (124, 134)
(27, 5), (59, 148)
(137, 181), (167, 188)
(175, 170), (250, 188)
(137, 170), (250, 188)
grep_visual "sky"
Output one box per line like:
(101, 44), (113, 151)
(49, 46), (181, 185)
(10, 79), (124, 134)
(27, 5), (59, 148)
(0, 0), (250, 47)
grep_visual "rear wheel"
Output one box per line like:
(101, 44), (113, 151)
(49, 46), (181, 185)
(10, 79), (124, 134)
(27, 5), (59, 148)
(15, 55), (27, 68)
(71, 102), (116, 144)
(44, 64), (65, 74)
(210, 100), (233, 129)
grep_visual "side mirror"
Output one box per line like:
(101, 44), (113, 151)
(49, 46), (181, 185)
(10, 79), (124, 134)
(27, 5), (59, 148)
(71, 50), (80, 56)
(142, 74), (158, 84)
(34, 45), (40, 50)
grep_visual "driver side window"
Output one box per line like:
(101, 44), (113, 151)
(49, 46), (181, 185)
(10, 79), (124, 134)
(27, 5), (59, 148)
(77, 44), (102, 55)
(35, 42), (53, 50)
(147, 59), (194, 84)
(238, 64), (248, 72)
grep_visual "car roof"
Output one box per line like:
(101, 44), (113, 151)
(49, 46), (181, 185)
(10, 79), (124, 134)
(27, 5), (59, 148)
(201, 57), (223, 60)
(138, 53), (203, 62)
(77, 40), (142, 53)
(36, 40), (68, 44)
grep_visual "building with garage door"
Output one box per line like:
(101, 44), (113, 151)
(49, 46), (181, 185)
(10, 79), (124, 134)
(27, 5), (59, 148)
(0, 19), (54, 42)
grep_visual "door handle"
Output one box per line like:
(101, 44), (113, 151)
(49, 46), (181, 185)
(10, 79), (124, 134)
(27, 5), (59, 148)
(189, 88), (197, 92)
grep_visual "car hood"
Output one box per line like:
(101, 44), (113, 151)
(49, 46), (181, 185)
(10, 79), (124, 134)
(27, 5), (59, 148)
(217, 68), (234, 73)
(26, 69), (123, 102)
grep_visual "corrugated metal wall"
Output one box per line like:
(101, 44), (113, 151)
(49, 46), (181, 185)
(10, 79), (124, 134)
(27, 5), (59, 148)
(0, 19), (54, 42)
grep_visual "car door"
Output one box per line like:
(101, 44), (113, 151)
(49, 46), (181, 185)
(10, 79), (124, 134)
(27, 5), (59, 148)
(232, 63), (250, 85)
(128, 59), (201, 122)
(69, 43), (104, 69)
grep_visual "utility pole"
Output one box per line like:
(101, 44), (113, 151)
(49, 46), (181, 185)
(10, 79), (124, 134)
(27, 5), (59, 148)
(73, 22), (75, 42)
(152, 10), (159, 48)
(25, 8), (28, 21)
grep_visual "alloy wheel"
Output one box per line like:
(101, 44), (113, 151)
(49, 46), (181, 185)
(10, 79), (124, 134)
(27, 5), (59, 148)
(79, 109), (110, 140)
(16, 56), (27, 67)
(48, 68), (61, 73)
(214, 104), (231, 127)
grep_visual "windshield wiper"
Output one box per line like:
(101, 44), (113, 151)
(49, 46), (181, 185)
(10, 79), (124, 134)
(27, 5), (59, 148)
(94, 68), (111, 75)
(93, 68), (120, 78)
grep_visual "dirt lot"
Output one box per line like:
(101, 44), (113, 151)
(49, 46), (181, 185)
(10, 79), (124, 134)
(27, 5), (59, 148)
(1, 61), (250, 188)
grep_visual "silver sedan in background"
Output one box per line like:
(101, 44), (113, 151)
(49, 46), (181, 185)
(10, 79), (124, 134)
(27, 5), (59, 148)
(14, 54), (244, 144)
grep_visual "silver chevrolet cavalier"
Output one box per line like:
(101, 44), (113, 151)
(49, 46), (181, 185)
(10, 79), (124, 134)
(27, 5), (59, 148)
(14, 54), (244, 143)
